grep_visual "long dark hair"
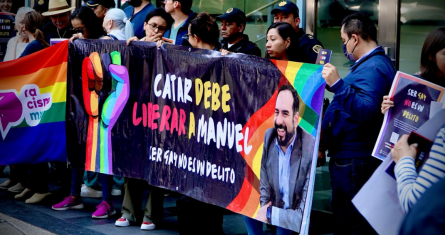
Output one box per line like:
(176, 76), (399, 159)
(189, 12), (219, 46)
(420, 27), (445, 80)
(24, 11), (49, 48)
(265, 22), (303, 62)
(70, 6), (105, 39)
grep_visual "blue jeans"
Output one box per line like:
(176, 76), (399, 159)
(243, 216), (294, 235)
(329, 157), (381, 235)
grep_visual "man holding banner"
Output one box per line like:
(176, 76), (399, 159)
(256, 84), (314, 232)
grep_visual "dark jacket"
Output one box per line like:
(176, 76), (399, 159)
(221, 34), (261, 57)
(295, 29), (323, 64)
(164, 11), (196, 47)
(259, 126), (314, 231)
(43, 22), (76, 44)
(321, 46), (396, 158)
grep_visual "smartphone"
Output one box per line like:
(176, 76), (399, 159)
(408, 131), (434, 172)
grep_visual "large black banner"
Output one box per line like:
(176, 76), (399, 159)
(67, 40), (324, 233)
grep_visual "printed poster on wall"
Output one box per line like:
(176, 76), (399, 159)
(64, 39), (325, 233)
(372, 72), (445, 160)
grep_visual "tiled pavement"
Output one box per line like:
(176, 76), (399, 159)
(0, 163), (333, 235)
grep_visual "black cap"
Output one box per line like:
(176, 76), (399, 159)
(216, 8), (246, 24)
(33, 0), (49, 12)
(86, 0), (116, 9)
(271, 1), (299, 17)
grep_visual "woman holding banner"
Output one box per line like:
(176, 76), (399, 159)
(53, 6), (117, 219)
(101, 8), (134, 40)
(69, 6), (106, 42)
(126, 8), (173, 44)
(382, 27), (445, 213)
(19, 11), (49, 57)
(382, 27), (445, 114)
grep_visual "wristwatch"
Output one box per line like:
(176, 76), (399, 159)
(266, 205), (272, 224)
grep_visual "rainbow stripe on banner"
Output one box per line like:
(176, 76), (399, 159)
(0, 41), (68, 164)
(226, 60), (324, 217)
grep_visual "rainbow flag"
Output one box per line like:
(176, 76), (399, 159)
(226, 60), (325, 217)
(0, 40), (68, 164)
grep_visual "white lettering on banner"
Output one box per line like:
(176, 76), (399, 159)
(147, 145), (236, 184)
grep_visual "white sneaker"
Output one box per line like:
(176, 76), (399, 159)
(8, 183), (25, 193)
(111, 188), (121, 196)
(80, 184), (102, 198)
(140, 222), (155, 230)
(0, 180), (13, 190)
(115, 217), (130, 227)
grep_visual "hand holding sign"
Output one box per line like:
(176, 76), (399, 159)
(391, 134), (417, 163)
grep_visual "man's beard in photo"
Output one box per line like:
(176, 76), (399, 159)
(128, 0), (143, 7)
(274, 122), (295, 147)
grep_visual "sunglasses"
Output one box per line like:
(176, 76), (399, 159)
(71, 27), (86, 33)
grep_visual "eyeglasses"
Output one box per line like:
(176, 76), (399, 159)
(182, 34), (192, 40)
(147, 23), (166, 32)
(71, 27), (86, 33)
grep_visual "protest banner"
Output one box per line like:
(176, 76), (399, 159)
(0, 40), (68, 164)
(0, 13), (16, 61)
(65, 40), (326, 233)
(372, 72), (445, 160)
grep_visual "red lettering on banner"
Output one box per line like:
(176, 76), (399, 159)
(133, 102), (141, 126)
(170, 108), (178, 134)
(152, 104), (160, 130)
(159, 105), (171, 131)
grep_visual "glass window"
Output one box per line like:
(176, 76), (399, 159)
(192, 0), (299, 56)
(399, 0), (445, 75)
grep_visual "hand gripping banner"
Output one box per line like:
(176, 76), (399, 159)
(67, 40), (325, 233)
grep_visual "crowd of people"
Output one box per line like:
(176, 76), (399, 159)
(1, 0), (444, 234)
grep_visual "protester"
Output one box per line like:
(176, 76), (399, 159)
(0, 0), (12, 13)
(391, 127), (445, 213)
(265, 22), (303, 62)
(271, 0), (323, 64)
(182, 12), (220, 51)
(216, 7), (261, 57)
(20, 11), (50, 57)
(53, 8), (116, 219)
(114, 178), (164, 230)
(399, 176), (445, 235)
(11, 11), (52, 204)
(126, 8), (173, 43)
(101, 8), (134, 40)
(3, 7), (34, 61)
(163, 0), (195, 46)
(69, 6), (106, 41)
(123, 0), (156, 39)
(42, 0), (76, 43)
(86, 0), (116, 21)
(382, 27), (445, 114)
(321, 12), (396, 234)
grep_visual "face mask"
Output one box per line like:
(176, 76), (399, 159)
(343, 37), (356, 61)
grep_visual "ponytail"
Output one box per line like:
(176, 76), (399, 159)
(24, 11), (48, 47)
(189, 12), (219, 46)
(123, 17), (134, 40)
(34, 28), (50, 48)
(105, 8), (134, 40)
